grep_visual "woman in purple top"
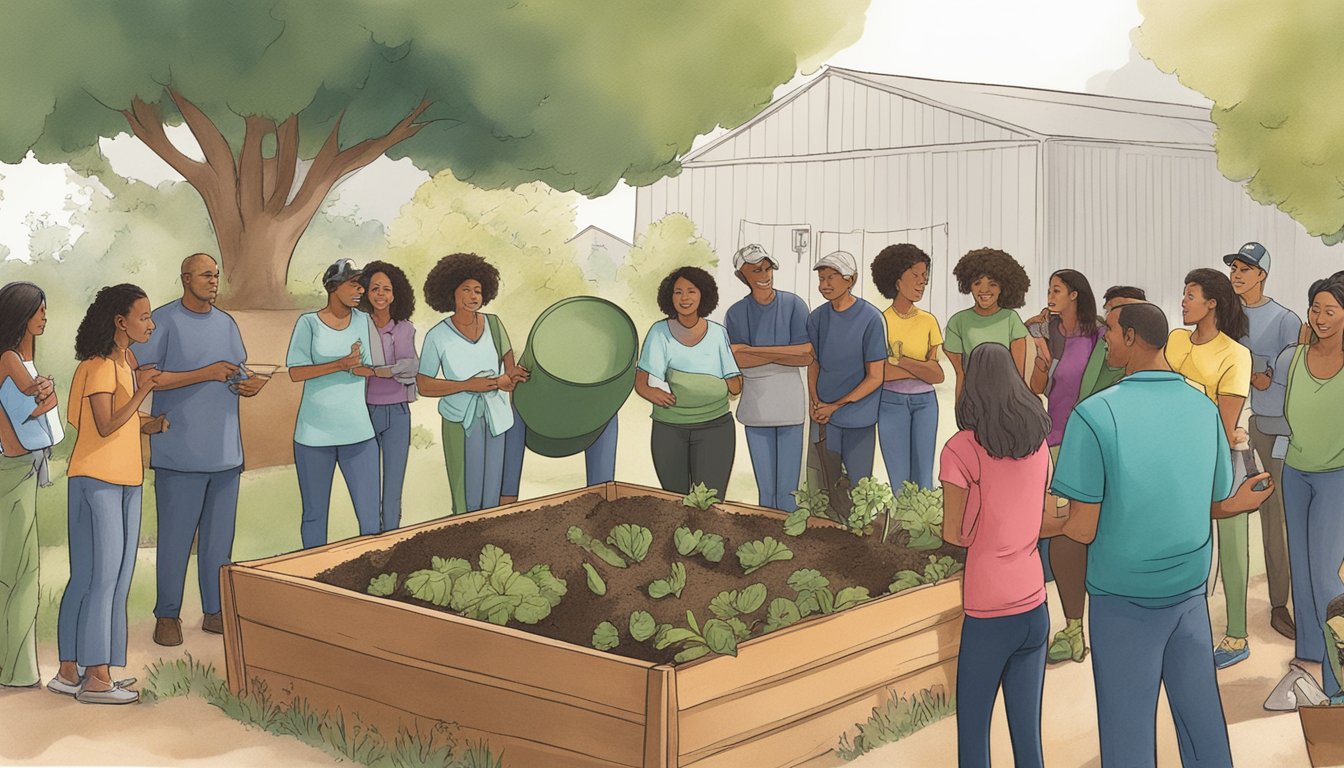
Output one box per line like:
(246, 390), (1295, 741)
(1024, 268), (1103, 666)
(358, 261), (418, 532)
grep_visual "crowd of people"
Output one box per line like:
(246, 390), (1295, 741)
(0, 240), (1340, 767)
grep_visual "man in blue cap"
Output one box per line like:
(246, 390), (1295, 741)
(1226, 241), (1301, 643)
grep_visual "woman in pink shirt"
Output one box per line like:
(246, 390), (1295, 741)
(941, 342), (1061, 768)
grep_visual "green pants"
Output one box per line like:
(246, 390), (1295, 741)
(1218, 513), (1249, 639)
(440, 419), (505, 516)
(0, 454), (40, 687)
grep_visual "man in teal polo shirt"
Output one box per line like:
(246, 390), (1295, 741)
(1049, 302), (1272, 767)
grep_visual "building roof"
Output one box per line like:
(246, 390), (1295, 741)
(567, 224), (633, 249)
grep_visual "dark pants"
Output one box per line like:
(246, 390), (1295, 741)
(1248, 417), (1292, 611)
(153, 467), (241, 618)
(808, 421), (877, 482)
(650, 414), (735, 497)
(956, 602), (1048, 768)
(1089, 590), (1232, 767)
(369, 403), (411, 532)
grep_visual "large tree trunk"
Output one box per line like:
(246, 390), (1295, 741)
(213, 213), (308, 309)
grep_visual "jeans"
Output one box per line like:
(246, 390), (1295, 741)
(1089, 589), (1231, 767)
(294, 439), (381, 549)
(441, 419), (506, 514)
(369, 403), (411, 531)
(809, 421), (877, 482)
(743, 424), (804, 511)
(501, 408), (620, 496)
(56, 477), (141, 668)
(1283, 464), (1344, 696)
(877, 390), (938, 490)
(956, 602), (1048, 768)
(650, 414), (735, 497)
(153, 467), (240, 618)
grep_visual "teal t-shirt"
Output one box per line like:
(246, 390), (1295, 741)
(942, 307), (1028, 356)
(1051, 371), (1233, 603)
(637, 320), (741, 425)
(286, 310), (375, 447)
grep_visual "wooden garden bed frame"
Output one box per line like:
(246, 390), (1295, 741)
(221, 482), (963, 768)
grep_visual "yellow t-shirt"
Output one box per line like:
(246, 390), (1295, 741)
(67, 354), (144, 486)
(882, 306), (943, 363)
(1164, 329), (1251, 403)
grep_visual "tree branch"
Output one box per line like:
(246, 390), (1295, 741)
(167, 88), (239, 194)
(239, 116), (270, 218)
(286, 111), (346, 219)
(330, 98), (433, 178)
(266, 115), (300, 214)
(122, 98), (213, 191)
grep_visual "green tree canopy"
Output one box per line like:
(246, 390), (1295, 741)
(0, 0), (867, 306)
(1136, 0), (1344, 242)
(616, 213), (719, 332)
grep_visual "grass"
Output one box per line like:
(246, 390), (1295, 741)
(142, 655), (505, 768)
(835, 684), (957, 761)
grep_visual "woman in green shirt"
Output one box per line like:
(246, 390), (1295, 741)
(943, 248), (1031, 402)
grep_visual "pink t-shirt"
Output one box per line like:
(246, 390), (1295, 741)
(939, 430), (1049, 619)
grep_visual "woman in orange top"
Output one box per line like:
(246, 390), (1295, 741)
(49, 285), (167, 705)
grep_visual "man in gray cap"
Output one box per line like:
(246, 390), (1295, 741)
(1225, 241), (1301, 640)
(725, 244), (814, 511)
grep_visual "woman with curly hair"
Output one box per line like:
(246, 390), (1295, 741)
(358, 261), (418, 532)
(417, 253), (528, 514)
(944, 248), (1031, 401)
(51, 284), (166, 704)
(870, 244), (944, 491)
(635, 266), (742, 497)
(1166, 267), (1252, 669)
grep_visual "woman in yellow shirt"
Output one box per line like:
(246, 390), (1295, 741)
(1166, 267), (1252, 670)
(49, 285), (167, 705)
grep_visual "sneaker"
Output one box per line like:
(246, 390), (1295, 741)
(46, 675), (82, 697)
(75, 682), (139, 705)
(154, 617), (183, 647)
(1271, 607), (1297, 641)
(1265, 661), (1315, 711)
(1047, 623), (1087, 664)
(201, 612), (224, 635)
(1213, 638), (1250, 669)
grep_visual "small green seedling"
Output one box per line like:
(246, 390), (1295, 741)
(674, 526), (725, 563)
(891, 481), (945, 550)
(848, 477), (895, 538)
(783, 482), (830, 536)
(367, 572), (398, 597)
(682, 483), (721, 511)
(629, 610), (658, 642)
(648, 562), (687, 599)
(607, 524), (653, 563)
(736, 537), (794, 575)
(654, 610), (739, 663)
(592, 621), (620, 651)
(582, 562), (608, 596)
(567, 525), (628, 568)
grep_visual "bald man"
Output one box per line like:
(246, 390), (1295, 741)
(131, 253), (267, 647)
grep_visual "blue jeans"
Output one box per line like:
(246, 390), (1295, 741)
(369, 403), (411, 531)
(956, 602), (1048, 768)
(501, 409), (620, 496)
(1089, 589), (1231, 767)
(57, 477), (141, 667)
(294, 439), (381, 549)
(153, 467), (240, 618)
(810, 421), (876, 482)
(877, 390), (938, 490)
(1283, 464), (1344, 696)
(744, 425), (804, 511)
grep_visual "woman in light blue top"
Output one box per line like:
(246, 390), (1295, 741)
(286, 259), (383, 549)
(417, 253), (528, 515)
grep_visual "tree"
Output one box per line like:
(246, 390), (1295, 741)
(616, 214), (719, 332)
(1136, 0), (1344, 243)
(0, 0), (868, 307)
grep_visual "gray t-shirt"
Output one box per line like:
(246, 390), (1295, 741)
(1240, 298), (1301, 423)
(131, 300), (247, 473)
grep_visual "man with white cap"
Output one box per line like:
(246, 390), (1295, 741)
(805, 250), (887, 483)
(725, 244), (814, 511)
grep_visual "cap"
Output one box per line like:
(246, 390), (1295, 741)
(1223, 242), (1271, 272)
(733, 243), (779, 271)
(322, 258), (364, 288)
(813, 250), (858, 279)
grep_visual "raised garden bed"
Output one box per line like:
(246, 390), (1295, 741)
(221, 482), (965, 768)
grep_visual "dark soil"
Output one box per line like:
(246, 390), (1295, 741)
(315, 494), (965, 664)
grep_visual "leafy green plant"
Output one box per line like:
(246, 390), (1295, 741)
(367, 572), (398, 597)
(399, 546), (563, 626)
(889, 555), (964, 595)
(761, 569), (871, 632)
(708, 584), (768, 620)
(682, 482), (721, 511)
(647, 562), (687, 599)
(592, 621), (620, 651)
(783, 482), (830, 536)
(654, 609), (739, 662)
(736, 537), (794, 575)
(582, 563), (608, 596)
(835, 684), (957, 760)
(607, 523), (653, 563)
(848, 477), (895, 538)
(567, 525), (628, 567)
(630, 610), (658, 642)
(891, 481), (945, 550)
(674, 526), (726, 563)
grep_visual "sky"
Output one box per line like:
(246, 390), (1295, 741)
(0, 0), (1198, 262)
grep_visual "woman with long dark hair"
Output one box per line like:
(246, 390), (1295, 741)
(0, 282), (60, 688)
(358, 261), (418, 532)
(51, 284), (166, 704)
(1166, 267), (1252, 669)
(941, 343), (1056, 768)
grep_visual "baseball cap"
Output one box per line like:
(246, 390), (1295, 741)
(322, 258), (364, 288)
(733, 243), (779, 271)
(1223, 242), (1271, 272)
(813, 250), (858, 279)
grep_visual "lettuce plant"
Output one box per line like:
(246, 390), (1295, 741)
(654, 610), (738, 662)
(647, 562), (687, 599)
(848, 477), (895, 538)
(891, 482), (945, 550)
(736, 537), (794, 575)
(582, 562), (608, 596)
(674, 526), (725, 563)
(607, 524), (653, 563)
(367, 572), (398, 597)
(889, 555), (964, 595)
(629, 611), (658, 642)
(708, 584), (767, 620)
(783, 482), (830, 536)
(401, 546), (565, 626)
(682, 482), (721, 511)
(592, 621), (620, 651)
(761, 568), (870, 632)
(567, 525), (628, 567)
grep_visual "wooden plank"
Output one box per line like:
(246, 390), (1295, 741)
(642, 665), (678, 768)
(220, 565), (248, 695)
(676, 579), (962, 709)
(677, 616), (960, 754)
(680, 660), (957, 768)
(240, 620), (646, 767)
(228, 569), (653, 714)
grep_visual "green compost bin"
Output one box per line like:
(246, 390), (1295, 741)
(513, 296), (638, 457)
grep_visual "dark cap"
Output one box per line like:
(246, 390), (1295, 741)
(322, 258), (364, 288)
(1223, 242), (1270, 272)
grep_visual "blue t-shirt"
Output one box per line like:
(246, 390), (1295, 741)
(1239, 298), (1301, 428)
(805, 298), (887, 429)
(131, 301), (247, 473)
(1051, 371), (1233, 604)
(286, 310), (376, 447)
(725, 290), (809, 347)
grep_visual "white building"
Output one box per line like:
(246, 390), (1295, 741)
(568, 224), (632, 284)
(636, 66), (1341, 321)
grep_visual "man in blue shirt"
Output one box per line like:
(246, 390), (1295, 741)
(1050, 302), (1272, 766)
(805, 251), (887, 483)
(132, 253), (269, 646)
